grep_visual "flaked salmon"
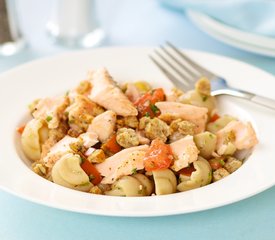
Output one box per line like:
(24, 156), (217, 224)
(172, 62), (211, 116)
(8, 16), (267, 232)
(170, 135), (199, 171)
(155, 101), (208, 133)
(88, 110), (116, 143)
(95, 145), (149, 184)
(89, 68), (138, 116)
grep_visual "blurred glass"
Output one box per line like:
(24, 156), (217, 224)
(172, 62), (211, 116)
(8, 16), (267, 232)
(0, 0), (25, 56)
(46, 0), (105, 48)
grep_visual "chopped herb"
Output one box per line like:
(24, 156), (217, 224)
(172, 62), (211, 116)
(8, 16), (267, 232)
(46, 115), (53, 122)
(65, 91), (69, 96)
(64, 111), (69, 117)
(219, 159), (225, 166)
(202, 95), (208, 102)
(144, 112), (150, 117)
(131, 168), (137, 175)
(150, 104), (159, 114)
(80, 156), (84, 164)
(138, 189), (143, 194)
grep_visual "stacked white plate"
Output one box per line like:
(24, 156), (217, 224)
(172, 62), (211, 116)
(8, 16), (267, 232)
(187, 11), (275, 57)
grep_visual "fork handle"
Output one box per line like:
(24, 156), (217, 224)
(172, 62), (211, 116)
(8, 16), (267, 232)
(232, 88), (275, 110)
(250, 94), (275, 111)
(213, 88), (275, 111)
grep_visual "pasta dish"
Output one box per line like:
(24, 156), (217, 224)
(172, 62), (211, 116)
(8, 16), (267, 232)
(18, 68), (258, 196)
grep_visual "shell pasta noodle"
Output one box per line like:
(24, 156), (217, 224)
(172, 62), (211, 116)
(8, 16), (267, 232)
(19, 68), (259, 196)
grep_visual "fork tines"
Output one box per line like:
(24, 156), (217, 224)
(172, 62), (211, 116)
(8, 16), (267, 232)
(149, 42), (215, 90)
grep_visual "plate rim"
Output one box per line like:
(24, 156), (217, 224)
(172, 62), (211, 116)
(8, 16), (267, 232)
(187, 10), (275, 57)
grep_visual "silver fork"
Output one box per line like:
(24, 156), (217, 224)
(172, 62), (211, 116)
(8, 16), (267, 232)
(149, 42), (275, 111)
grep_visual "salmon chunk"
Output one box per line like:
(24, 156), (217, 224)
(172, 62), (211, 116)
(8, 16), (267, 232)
(170, 135), (199, 171)
(155, 101), (208, 133)
(32, 96), (69, 129)
(95, 145), (149, 184)
(43, 132), (98, 168)
(89, 68), (138, 116)
(88, 110), (116, 143)
(216, 120), (258, 152)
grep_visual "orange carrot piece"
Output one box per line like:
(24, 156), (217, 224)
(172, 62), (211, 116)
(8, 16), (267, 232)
(102, 134), (121, 154)
(81, 159), (102, 185)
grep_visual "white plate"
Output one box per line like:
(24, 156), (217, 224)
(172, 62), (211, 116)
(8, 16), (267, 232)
(0, 47), (275, 217)
(187, 11), (275, 57)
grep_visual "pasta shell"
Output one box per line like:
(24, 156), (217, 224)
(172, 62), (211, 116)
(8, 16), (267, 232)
(21, 119), (49, 161)
(153, 169), (177, 195)
(52, 153), (92, 191)
(177, 157), (212, 192)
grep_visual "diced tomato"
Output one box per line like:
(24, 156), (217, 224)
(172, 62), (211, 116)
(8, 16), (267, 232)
(178, 164), (196, 176)
(151, 88), (165, 102)
(144, 139), (173, 171)
(134, 88), (165, 118)
(208, 158), (225, 170)
(101, 134), (121, 154)
(210, 113), (220, 122)
(81, 159), (102, 185)
(17, 125), (25, 134)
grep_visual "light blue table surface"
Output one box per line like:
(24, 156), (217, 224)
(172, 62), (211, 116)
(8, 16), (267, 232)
(1, 1), (275, 239)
